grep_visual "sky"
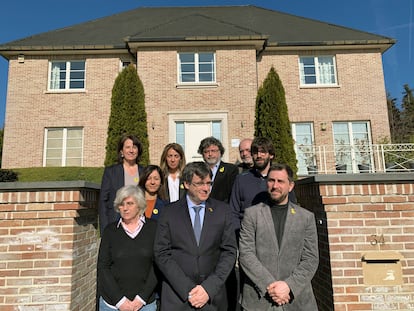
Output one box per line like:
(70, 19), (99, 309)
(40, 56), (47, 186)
(0, 0), (413, 128)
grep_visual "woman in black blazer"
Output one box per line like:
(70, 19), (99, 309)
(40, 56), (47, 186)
(99, 134), (145, 233)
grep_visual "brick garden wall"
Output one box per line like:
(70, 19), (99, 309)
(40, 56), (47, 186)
(0, 181), (99, 311)
(1, 175), (413, 311)
(296, 173), (414, 311)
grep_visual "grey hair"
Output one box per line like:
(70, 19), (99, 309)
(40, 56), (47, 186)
(113, 185), (147, 215)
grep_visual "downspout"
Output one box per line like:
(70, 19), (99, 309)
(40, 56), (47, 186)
(255, 39), (268, 91)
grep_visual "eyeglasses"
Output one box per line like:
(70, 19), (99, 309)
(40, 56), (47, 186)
(191, 181), (213, 188)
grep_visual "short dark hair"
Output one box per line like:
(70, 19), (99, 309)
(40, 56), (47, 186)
(268, 163), (294, 182)
(117, 134), (143, 164)
(197, 137), (225, 156)
(181, 162), (212, 184)
(251, 137), (275, 157)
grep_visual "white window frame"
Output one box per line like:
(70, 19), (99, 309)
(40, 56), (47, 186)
(177, 52), (216, 85)
(43, 127), (84, 167)
(292, 122), (316, 175)
(168, 111), (229, 161)
(48, 60), (86, 91)
(299, 55), (337, 86)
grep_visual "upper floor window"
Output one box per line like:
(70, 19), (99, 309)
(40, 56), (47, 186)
(299, 56), (337, 86)
(178, 52), (216, 83)
(49, 61), (85, 91)
(43, 127), (83, 167)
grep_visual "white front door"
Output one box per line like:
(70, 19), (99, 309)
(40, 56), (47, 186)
(185, 122), (212, 161)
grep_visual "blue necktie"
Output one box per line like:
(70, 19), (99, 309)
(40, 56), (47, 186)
(192, 205), (202, 245)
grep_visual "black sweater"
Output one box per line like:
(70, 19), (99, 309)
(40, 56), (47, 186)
(97, 219), (158, 306)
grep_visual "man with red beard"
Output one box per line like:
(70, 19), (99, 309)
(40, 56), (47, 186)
(230, 137), (297, 235)
(238, 164), (318, 310)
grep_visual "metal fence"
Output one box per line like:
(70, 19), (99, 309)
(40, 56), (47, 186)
(297, 143), (414, 175)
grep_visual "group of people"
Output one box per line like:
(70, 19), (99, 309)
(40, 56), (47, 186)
(97, 134), (319, 311)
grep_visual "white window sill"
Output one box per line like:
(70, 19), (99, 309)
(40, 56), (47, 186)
(176, 83), (219, 89)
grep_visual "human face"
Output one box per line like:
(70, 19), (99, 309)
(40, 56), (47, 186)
(202, 145), (221, 166)
(119, 196), (140, 223)
(121, 138), (139, 163)
(267, 169), (294, 205)
(184, 174), (212, 204)
(253, 147), (274, 172)
(145, 170), (161, 195)
(166, 148), (181, 171)
(239, 140), (253, 165)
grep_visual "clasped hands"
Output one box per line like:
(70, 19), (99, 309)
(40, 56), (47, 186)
(267, 281), (290, 306)
(119, 297), (144, 311)
(188, 284), (209, 309)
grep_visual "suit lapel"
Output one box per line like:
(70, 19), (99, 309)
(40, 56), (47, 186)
(279, 202), (295, 250)
(199, 200), (215, 247)
(179, 199), (199, 247)
(261, 204), (279, 251)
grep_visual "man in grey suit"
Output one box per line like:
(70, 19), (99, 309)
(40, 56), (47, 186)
(154, 161), (237, 311)
(239, 163), (319, 310)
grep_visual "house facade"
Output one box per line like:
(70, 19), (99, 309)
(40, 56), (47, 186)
(0, 6), (394, 174)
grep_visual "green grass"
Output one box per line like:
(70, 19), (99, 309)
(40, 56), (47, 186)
(13, 167), (104, 184)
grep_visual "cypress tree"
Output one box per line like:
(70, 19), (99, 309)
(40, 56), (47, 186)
(255, 66), (298, 176)
(104, 64), (149, 166)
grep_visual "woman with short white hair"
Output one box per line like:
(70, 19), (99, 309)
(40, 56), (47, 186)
(98, 185), (158, 311)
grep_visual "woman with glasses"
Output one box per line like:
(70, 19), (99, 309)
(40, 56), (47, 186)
(98, 185), (158, 311)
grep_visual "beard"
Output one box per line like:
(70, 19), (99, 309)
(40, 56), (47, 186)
(254, 156), (271, 171)
(269, 191), (289, 205)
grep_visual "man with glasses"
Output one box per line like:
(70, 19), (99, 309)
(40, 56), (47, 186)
(230, 137), (297, 236)
(197, 136), (238, 203)
(154, 161), (237, 311)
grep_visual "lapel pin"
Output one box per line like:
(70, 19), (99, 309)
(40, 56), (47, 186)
(291, 208), (296, 214)
(219, 167), (224, 173)
(208, 208), (213, 212)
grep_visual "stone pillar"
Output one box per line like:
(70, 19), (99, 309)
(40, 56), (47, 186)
(0, 181), (99, 311)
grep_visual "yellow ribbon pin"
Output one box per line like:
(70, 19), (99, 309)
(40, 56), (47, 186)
(291, 208), (296, 214)
(153, 209), (158, 215)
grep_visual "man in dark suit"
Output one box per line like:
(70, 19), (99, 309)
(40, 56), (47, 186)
(197, 136), (238, 203)
(154, 161), (237, 311)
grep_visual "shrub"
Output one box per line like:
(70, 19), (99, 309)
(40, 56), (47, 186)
(0, 169), (18, 182)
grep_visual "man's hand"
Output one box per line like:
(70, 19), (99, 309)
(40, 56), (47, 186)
(131, 297), (144, 311)
(267, 281), (291, 305)
(118, 299), (135, 311)
(188, 285), (209, 309)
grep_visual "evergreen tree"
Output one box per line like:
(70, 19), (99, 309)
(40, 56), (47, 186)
(386, 93), (402, 143)
(254, 66), (297, 176)
(104, 64), (149, 166)
(400, 84), (414, 143)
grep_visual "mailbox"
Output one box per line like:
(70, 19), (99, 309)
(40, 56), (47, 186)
(361, 251), (404, 285)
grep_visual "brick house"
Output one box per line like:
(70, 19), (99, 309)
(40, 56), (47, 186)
(0, 5), (395, 174)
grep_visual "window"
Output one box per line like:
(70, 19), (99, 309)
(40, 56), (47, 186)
(333, 122), (372, 173)
(49, 61), (85, 90)
(44, 128), (83, 166)
(299, 56), (337, 85)
(178, 52), (216, 83)
(292, 123), (316, 175)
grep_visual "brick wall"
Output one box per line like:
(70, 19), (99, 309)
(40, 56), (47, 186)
(296, 173), (414, 311)
(0, 181), (99, 311)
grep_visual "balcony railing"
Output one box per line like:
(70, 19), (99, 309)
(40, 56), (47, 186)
(297, 143), (414, 176)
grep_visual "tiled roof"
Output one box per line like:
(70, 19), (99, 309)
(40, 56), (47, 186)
(0, 5), (395, 53)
